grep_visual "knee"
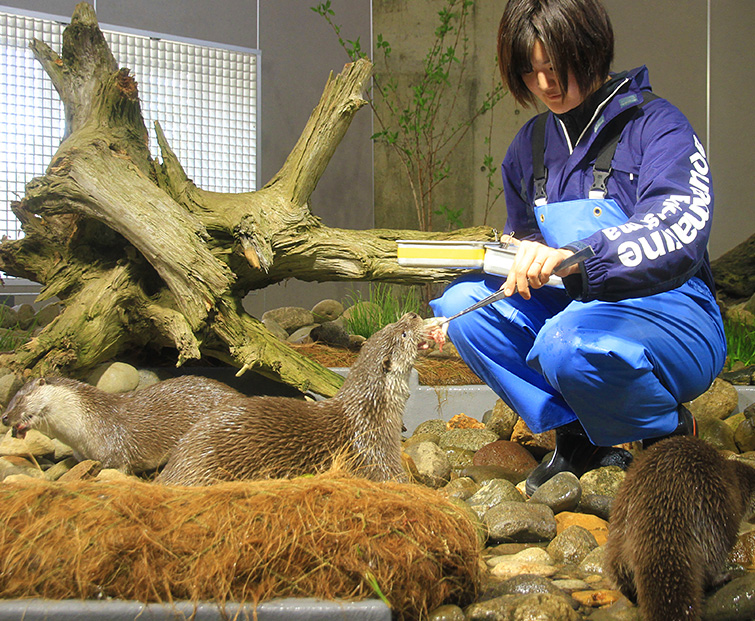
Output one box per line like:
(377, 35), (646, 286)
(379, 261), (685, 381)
(429, 276), (487, 318)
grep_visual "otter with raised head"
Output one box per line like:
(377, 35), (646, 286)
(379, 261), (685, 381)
(158, 312), (430, 486)
(606, 435), (755, 621)
(2, 375), (246, 474)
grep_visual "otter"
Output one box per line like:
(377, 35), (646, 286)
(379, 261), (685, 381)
(606, 435), (755, 621)
(1, 375), (246, 474)
(157, 312), (430, 486)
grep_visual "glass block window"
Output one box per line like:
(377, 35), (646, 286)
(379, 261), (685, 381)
(0, 9), (258, 241)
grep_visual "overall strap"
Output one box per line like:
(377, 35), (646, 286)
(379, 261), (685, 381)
(531, 111), (550, 206)
(589, 91), (659, 198)
(530, 90), (659, 205)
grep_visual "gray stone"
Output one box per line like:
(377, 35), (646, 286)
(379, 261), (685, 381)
(441, 476), (479, 502)
(136, 369), (162, 390)
(261, 306), (315, 334)
(484, 501), (557, 543)
(467, 479), (524, 519)
(287, 324), (317, 344)
(527, 471), (582, 514)
(438, 428), (498, 452)
(311, 298), (344, 323)
(12, 303), (35, 329)
(310, 319), (351, 348)
(579, 466), (626, 498)
(413, 418), (447, 437)
(261, 316), (289, 341)
(404, 441), (451, 488)
(546, 524), (598, 565)
(466, 593), (580, 621)
(484, 399), (519, 440)
(702, 572), (755, 620)
(578, 544), (607, 575)
(427, 604), (465, 621)
(0, 372), (23, 408)
(34, 302), (62, 327)
(86, 361), (140, 393)
(577, 493), (614, 521)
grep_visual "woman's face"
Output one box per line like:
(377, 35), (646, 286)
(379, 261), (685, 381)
(522, 40), (586, 114)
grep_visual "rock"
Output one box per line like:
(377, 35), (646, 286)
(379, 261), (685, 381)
(688, 377), (739, 421)
(579, 544), (608, 575)
(735, 416), (755, 453)
(34, 302), (62, 327)
(58, 459), (102, 482)
(699, 417), (738, 452)
(311, 299), (344, 323)
(136, 369), (162, 390)
(460, 464), (516, 484)
(0, 372), (23, 408)
(484, 399), (519, 440)
(428, 604), (465, 621)
(261, 316), (289, 341)
(471, 440), (539, 484)
(0, 305), (18, 328)
(546, 524), (598, 565)
(702, 572), (755, 620)
(527, 471), (582, 514)
(310, 320), (351, 348)
(579, 466), (626, 498)
(511, 418), (556, 459)
(440, 476), (479, 502)
(44, 456), (80, 481)
(403, 432), (440, 449)
(488, 547), (557, 580)
(438, 428), (498, 452)
(730, 530), (755, 569)
(96, 468), (132, 481)
(403, 441), (451, 488)
(577, 493), (614, 521)
(0, 429), (55, 458)
(447, 413), (485, 429)
(466, 593), (580, 621)
(484, 501), (557, 543)
(726, 411), (746, 430)
(0, 455), (43, 480)
(467, 479), (524, 520)
(87, 361), (140, 393)
(481, 572), (571, 601)
(413, 419), (448, 437)
(261, 306), (315, 334)
(287, 324), (317, 344)
(572, 589), (622, 609)
(12, 303), (35, 329)
(445, 448), (476, 470)
(554, 512), (609, 546)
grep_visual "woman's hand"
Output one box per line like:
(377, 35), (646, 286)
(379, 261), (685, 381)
(502, 240), (577, 299)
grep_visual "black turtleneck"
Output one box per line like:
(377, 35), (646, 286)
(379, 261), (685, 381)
(555, 71), (629, 146)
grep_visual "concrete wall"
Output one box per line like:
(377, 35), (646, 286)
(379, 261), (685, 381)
(1, 0), (374, 314)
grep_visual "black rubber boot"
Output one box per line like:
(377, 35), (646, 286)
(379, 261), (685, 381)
(641, 404), (697, 449)
(525, 419), (633, 497)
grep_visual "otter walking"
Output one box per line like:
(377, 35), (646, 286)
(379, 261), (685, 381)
(606, 435), (755, 621)
(2, 375), (246, 474)
(158, 312), (430, 486)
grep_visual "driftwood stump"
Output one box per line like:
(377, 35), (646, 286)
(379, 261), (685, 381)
(0, 2), (495, 396)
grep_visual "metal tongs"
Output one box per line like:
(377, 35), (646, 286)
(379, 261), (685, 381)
(438, 244), (595, 326)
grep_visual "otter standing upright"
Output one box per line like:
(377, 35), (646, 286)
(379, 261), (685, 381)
(606, 435), (755, 621)
(158, 312), (429, 486)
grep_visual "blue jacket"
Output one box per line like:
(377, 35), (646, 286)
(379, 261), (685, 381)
(501, 66), (715, 302)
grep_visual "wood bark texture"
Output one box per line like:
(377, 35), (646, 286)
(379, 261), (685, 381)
(0, 2), (495, 396)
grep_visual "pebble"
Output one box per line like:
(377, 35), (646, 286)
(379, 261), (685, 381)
(438, 428), (498, 452)
(87, 361), (140, 393)
(471, 440), (538, 483)
(554, 512), (609, 546)
(403, 441), (451, 488)
(485, 501), (557, 543)
(546, 524), (598, 565)
(527, 471), (582, 513)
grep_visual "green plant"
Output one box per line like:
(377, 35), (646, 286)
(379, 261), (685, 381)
(724, 316), (755, 369)
(312, 0), (505, 232)
(344, 283), (424, 339)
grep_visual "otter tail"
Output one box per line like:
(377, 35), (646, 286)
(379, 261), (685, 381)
(635, 555), (703, 621)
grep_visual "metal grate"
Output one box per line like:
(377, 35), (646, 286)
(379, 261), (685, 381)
(0, 10), (258, 241)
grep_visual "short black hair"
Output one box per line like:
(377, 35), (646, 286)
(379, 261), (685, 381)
(497, 0), (614, 107)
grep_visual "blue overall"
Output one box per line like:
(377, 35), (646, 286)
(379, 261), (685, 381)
(430, 68), (727, 446)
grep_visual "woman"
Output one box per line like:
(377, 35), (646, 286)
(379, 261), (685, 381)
(430, 0), (726, 495)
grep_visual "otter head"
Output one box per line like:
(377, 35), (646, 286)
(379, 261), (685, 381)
(2, 377), (54, 439)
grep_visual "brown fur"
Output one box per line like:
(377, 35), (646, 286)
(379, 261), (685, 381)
(1, 375), (245, 474)
(158, 312), (428, 486)
(606, 435), (755, 621)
